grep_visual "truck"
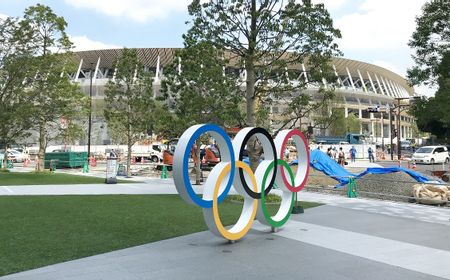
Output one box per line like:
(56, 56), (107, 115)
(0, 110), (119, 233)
(315, 133), (366, 145)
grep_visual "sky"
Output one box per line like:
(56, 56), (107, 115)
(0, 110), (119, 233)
(0, 0), (435, 96)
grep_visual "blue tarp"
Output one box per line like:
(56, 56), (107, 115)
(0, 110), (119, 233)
(291, 149), (436, 187)
(308, 150), (356, 185)
(355, 167), (432, 183)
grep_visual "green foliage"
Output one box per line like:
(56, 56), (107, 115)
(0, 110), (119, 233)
(346, 113), (361, 134)
(104, 48), (155, 144)
(409, 53), (450, 142)
(329, 108), (361, 135)
(104, 48), (155, 176)
(186, 0), (342, 127)
(161, 41), (244, 134)
(0, 17), (35, 149)
(408, 0), (450, 86)
(11, 5), (88, 171)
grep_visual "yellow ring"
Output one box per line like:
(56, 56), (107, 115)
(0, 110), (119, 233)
(212, 161), (258, 240)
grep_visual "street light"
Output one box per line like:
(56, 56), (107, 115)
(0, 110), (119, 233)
(87, 62), (93, 172)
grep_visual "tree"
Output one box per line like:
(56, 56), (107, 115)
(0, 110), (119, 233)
(18, 4), (87, 171)
(161, 41), (243, 183)
(186, 0), (341, 170)
(329, 108), (361, 136)
(104, 48), (155, 177)
(410, 53), (450, 142)
(408, 0), (450, 141)
(408, 0), (450, 86)
(0, 16), (35, 167)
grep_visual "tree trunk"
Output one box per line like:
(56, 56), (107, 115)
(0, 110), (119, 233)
(195, 138), (202, 185)
(245, 61), (260, 171)
(37, 123), (46, 172)
(127, 138), (132, 178)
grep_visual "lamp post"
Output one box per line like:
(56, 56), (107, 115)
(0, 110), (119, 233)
(87, 63), (93, 172)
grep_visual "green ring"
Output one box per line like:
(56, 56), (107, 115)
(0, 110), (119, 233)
(261, 159), (295, 228)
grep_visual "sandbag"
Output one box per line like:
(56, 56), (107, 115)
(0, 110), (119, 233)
(413, 184), (449, 205)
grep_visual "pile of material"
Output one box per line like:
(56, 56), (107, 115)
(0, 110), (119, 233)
(413, 184), (450, 205)
(354, 172), (419, 202)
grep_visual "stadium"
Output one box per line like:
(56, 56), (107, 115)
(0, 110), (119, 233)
(69, 48), (416, 145)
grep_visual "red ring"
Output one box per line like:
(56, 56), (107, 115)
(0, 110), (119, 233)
(279, 129), (310, 192)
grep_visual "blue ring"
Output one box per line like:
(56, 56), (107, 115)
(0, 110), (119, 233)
(182, 124), (235, 208)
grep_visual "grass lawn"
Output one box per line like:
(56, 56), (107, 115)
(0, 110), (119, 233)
(0, 172), (131, 185)
(0, 195), (322, 276)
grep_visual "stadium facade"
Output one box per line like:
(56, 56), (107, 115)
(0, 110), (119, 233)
(70, 48), (416, 145)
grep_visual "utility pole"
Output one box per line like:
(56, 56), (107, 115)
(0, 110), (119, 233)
(87, 63), (93, 172)
(396, 98), (401, 160)
(389, 106), (394, 160)
(381, 112), (384, 151)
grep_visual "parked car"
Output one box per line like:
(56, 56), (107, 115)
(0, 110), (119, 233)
(9, 149), (29, 162)
(412, 146), (449, 164)
(0, 151), (16, 162)
(400, 140), (411, 150)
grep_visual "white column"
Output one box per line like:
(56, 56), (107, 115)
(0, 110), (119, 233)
(301, 64), (308, 83)
(346, 67), (355, 90)
(93, 57), (101, 83)
(112, 65), (118, 82)
(367, 71), (377, 93)
(155, 55), (160, 82)
(374, 74), (385, 95)
(74, 58), (83, 82)
(345, 107), (348, 118)
(357, 69), (367, 92)
(333, 64), (342, 86)
(380, 76), (391, 96)
(390, 81), (400, 97)
(371, 121), (375, 138)
(387, 80), (398, 97)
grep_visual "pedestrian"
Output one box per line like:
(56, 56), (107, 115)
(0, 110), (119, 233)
(349, 146), (357, 162)
(368, 147), (374, 162)
(332, 146), (337, 160)
(338, 147), (345, 166)
(326, 147), (332, 157)
(284, 147), (290, 161)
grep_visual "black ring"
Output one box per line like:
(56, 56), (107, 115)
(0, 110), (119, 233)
(238, 127), (277, 199)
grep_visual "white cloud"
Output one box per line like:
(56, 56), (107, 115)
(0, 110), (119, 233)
(70, 35), (120, 51)
(334, 0), (425, 50)
(64, 0), (189, 23)
(414, 84), (437, 97)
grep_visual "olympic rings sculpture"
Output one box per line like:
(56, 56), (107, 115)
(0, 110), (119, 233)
(173, 124), (310, 241)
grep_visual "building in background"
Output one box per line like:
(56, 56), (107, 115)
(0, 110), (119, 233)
(70, 48), (416, 145)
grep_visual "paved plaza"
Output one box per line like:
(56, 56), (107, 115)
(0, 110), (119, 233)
(1, 180), (449, 280)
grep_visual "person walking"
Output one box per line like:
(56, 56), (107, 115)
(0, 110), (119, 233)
(338, 147), (345, 166)
(326, 147), (332, 157)
(368, 146), (375, 162)
(349, 146), (357, 162)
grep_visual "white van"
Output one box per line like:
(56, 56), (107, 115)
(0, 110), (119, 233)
(412, 146), (449, 164)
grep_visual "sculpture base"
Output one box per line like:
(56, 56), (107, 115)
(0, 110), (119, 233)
(291, 206), (304, 214)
